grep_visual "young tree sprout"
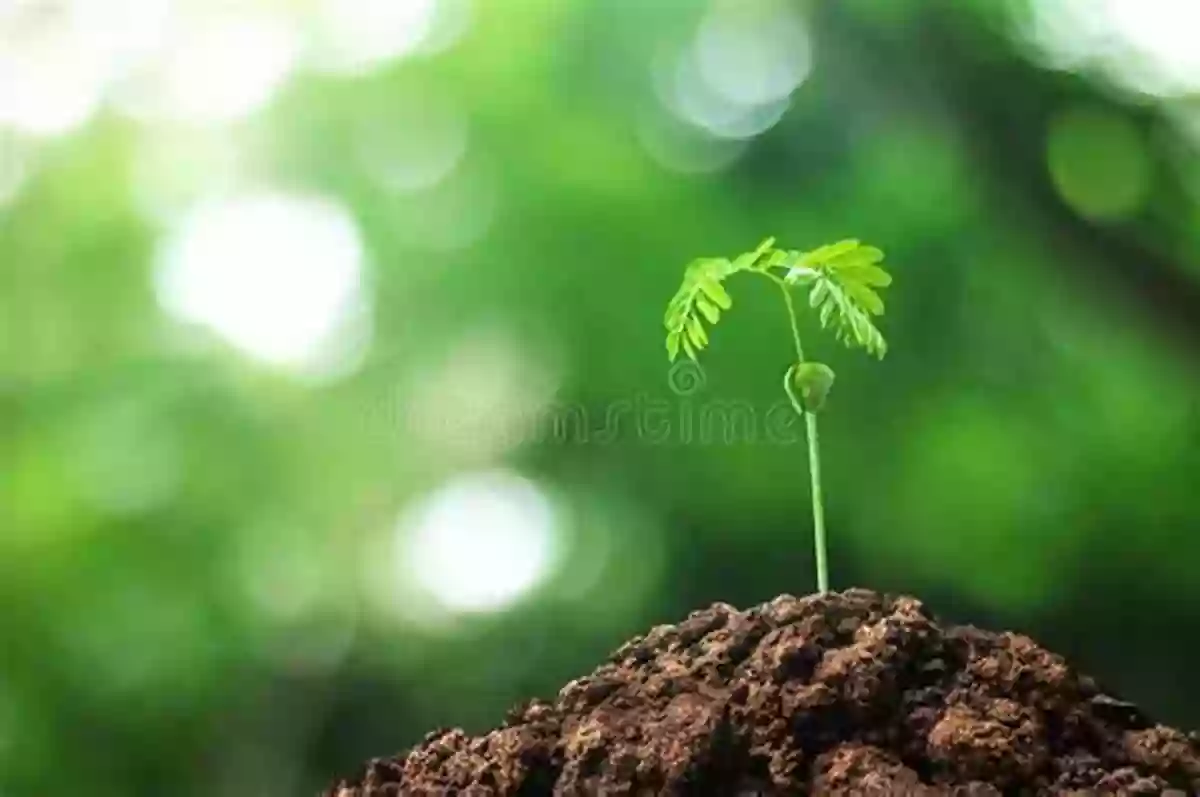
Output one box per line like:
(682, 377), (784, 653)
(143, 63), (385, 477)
(663, 238), (893, 594)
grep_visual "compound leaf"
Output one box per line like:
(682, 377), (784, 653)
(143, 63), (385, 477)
(663, 238), (791, 364)
(799, 240), (892, 357)
(664, 236), (893, 364)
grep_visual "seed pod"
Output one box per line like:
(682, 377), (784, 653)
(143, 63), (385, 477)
(788, 362), (836, 413)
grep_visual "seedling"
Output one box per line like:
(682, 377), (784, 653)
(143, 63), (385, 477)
(663, 237), (893, 594)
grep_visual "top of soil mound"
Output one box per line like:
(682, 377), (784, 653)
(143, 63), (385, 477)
(325, 588), (1199, 795)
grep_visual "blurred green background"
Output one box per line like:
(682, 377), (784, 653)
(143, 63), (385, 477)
(2, 0), (1199, 794)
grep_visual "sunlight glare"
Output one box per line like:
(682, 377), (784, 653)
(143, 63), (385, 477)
(353, 90), (469, 193)
(120, 12), (300, 124)
(636, 108), (748, 174)
(396, 471), (558, 614)
(309, 0), (439, 75)
(154, 192), (369, 376)
(0, 3), (107, 136)
(1021, 0), (1200, 97)
(405, 329), (560, 463)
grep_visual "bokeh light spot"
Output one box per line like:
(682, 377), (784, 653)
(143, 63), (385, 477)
(155, 192), (370, 377)
(119, 12), (300, 124)
(694, 0), (811, 108)
(1018, 0), (1200, 97)
(1047, 106), (1151, 220)
(388, 156), (498, 251)
(654, 43), (793, 142)
(0, 2), (107, 136)
(353, 90), (469, 194)
(309, 0), (439, 75)
(396, 471), (558, 614)
(405, 330), (560, 464)
(636, 107), (748, 174)
(649, 0), (807, 149)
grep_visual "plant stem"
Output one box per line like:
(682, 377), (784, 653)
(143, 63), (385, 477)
(778, 278), (806, 363)
(805, 411), (829, 594)
(779, 282), (830, 594)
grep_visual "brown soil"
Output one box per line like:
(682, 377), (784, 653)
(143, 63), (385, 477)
(324, 589), (1199, 795)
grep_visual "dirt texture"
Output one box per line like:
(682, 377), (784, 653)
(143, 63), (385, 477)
(325, 589), (1199, 795)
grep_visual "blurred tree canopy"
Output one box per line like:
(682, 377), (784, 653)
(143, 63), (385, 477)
(1, 1), (1198, 795)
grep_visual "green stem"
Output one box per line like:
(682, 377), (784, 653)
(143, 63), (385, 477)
(777, 278), (806, 362)
(778, 281), (830, 595)
(805, 411), (829, 594)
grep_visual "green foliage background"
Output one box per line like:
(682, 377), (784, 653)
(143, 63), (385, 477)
(2, 1), (1199, 795)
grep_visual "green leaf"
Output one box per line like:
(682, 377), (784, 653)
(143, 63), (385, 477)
(786, 266), (818, 286)
(710, 258), (737, 279)
(840, 264), (892, 287)
(751, 237), (777, 261)
(809, 279), (830, 308)
(819, 300), (835, 328)
(732, 252), (756, 270)
(664, 236), (892, 366)
(845, 282), (884, 315)
(849, 310), (869, 343)
(828, 246), (884, 270)
(795, 239), (893, 357)
(695, 296), (720, 324)
(666, 329), (682, 361)
(731, 237), (777, 271)
(697, 278), (732, 310)
(759, 249), (789, 270)
(663, 299), (682, 327)
(801, 239), (859, 266)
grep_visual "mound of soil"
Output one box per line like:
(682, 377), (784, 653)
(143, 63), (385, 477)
(325, 589), (1199, 795)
